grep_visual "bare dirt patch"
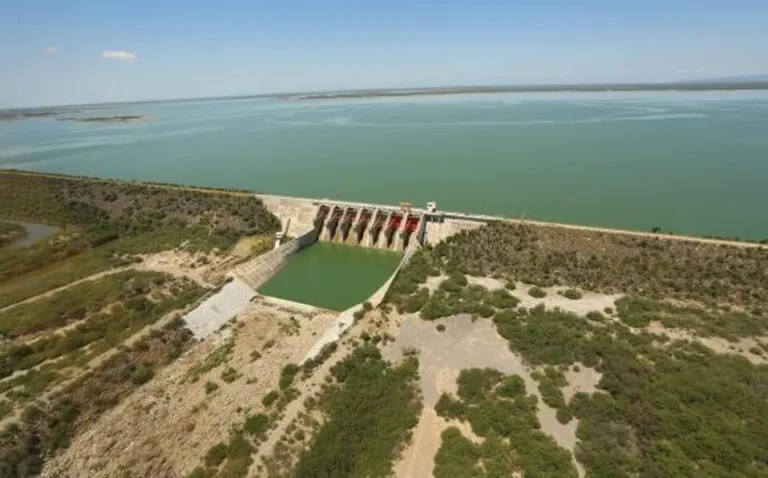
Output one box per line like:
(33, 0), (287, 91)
(513, 283), (622, 317)
(136, 250), (223, 286)
(647, 322), (768, 365)
(563, 363), (602, 402)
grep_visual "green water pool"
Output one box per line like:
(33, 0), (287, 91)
(257, 242), (403, 311)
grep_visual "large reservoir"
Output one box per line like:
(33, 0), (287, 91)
(257, 242), (403, 311)
(2, 91), (768, 239)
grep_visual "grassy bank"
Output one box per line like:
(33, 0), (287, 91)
(0, 170), (279, 307)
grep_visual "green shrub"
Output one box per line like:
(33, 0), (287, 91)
(485, 288), (520, 309)
(130, 365), (155, 385)
(204, 442), (227, 467)
(586, 311), (606, 323)
(436, 324), (446, 332)
(435, 393), (467, 419)
(204, 380), (219, 394)
(433, 427), (482, 478)
(497, 375), (526, 398)
(244, 413), (270, 438)
(221, 367), (240, 383)
(262, 390), (279, 407)
(187, 466), (216, 478)
(562, 289), (582, 300)
(457, 368), (504, 403)
(528, 287), (547, 298)
(556, 406), (573, 424)
(279, 363), (300, 390)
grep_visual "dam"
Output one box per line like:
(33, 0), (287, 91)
(232, 195), (487, 311)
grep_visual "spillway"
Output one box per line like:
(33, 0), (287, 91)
(312, 203), (425, 252)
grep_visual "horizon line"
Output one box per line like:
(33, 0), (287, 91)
(5, 78), (768, 112)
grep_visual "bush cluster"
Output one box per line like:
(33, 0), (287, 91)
(434, 368), (577, 478)
(293, 345), (421, 478)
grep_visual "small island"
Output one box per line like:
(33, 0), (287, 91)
(58, 115), (156, 123)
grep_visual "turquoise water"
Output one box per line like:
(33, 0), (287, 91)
(258, 242), (402, 311)
(2, 91), (768, 239)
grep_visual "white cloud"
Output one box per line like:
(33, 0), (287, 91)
(45, 47), (58, 54)
(231, 68), (247, 75)
(102, 50), (137, 61)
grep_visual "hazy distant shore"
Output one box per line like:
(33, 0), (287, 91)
(3, 81), (768, 112)
(287, 81), (768, 101)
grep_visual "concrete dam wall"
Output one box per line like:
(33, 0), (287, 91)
(254, 193), (486, 252)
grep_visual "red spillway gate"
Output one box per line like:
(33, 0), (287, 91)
(405, 215), (420, 233)
(388, 214), (402, 232)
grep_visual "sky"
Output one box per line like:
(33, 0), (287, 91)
(2, 0), (768, 107)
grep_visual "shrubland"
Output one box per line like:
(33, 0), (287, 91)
(0, 271), (204, 382)
(434, 368), (577, 478)
(0, 171), (279, 303)
(0, 318), (195, 476)
(387, 222), (768, 476)
(293, 344), (421, 478)
(394, 221), (768, 312)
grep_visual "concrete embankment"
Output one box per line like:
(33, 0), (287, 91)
(182, 226), (320, 339)
(182, 278), (255, 339)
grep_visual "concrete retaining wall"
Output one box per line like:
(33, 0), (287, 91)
(233, 227), (319, 290)
(255, 194), (319, 236)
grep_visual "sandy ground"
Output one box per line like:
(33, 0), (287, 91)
(428, 275), (621, 318)
(647, 322), (768, 365)
(563, 363), (602, 402)
(467, 276), (622, 317)
(383, 314), (590, 478)
(42, 300), (337, 478)
(136, 250), (217, 287)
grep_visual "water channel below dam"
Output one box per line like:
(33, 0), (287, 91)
(257, 242), (403, 311)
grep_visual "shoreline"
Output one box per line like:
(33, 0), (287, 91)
(3, 81), (768, 111)
(1, 169), (765, 249)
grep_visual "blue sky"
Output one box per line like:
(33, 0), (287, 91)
(2, 0), (767, 107)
